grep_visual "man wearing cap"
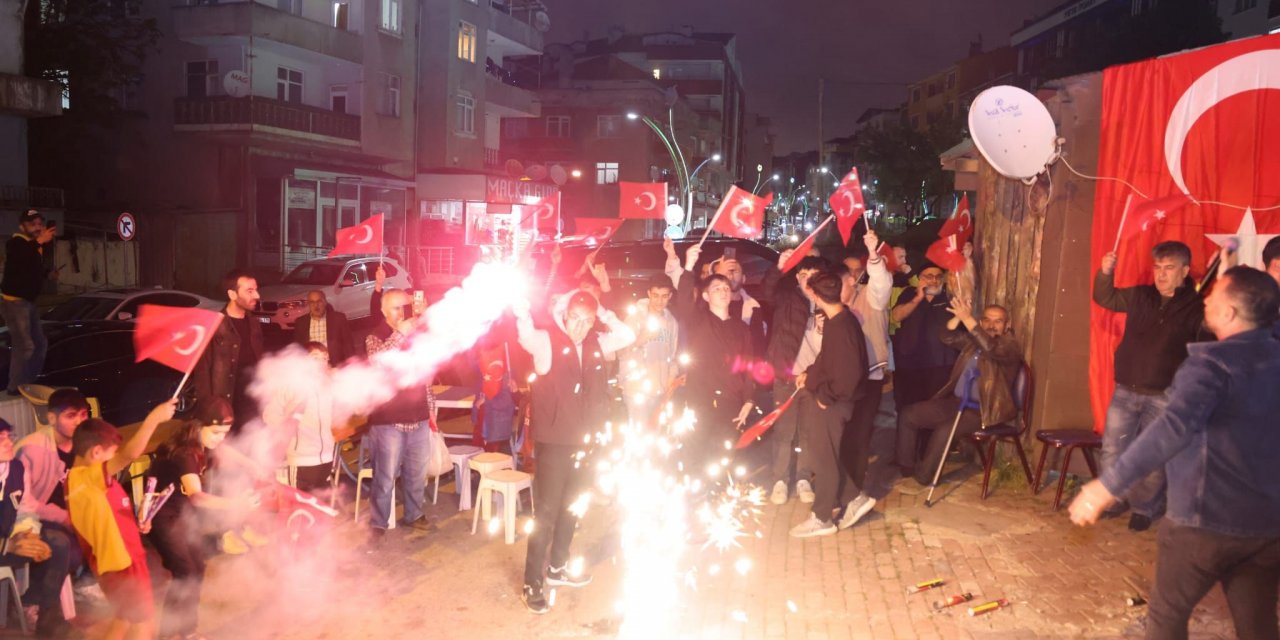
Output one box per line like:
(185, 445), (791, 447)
(890, 264), (957, 409)
(1, 210), (57, 395)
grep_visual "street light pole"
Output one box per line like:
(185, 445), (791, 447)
(628, 110), (691, 230)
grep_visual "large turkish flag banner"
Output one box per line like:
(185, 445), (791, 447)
(1088, 35), (1280, 431)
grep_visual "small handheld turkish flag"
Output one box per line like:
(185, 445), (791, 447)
(877, 242), (900, 273)
(829, 169), (866, 246)
(572, 217), (621, 247)
(735, 390), (800, 449)
(712, 186), (772, 239)
(925, 234), (968, 272)
(939, 195), (973, 246)
(1119, 193), (1192, 240)
(134, 304), (224, 374)
(781, 216), (834, 273)
(531, 193), (561, 234)
(618, 182), (668, 219)
(329, 214), (383, 257)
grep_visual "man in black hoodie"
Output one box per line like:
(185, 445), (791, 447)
(1, 210), (56, 395)
(1093, 241), (1203, 531)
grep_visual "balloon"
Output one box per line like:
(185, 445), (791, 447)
(664, 204), (685, 226)
(664, 224), (685, 240)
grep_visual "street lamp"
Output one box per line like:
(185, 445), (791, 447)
(627, 109), (693, 228)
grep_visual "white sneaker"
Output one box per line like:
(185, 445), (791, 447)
(770, 481), (788, 505)
(796, 479), (816, 504)
(789, 513), (836, 538)
(837, 493), (877, 530)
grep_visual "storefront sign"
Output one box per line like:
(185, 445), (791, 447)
(287, 186), (316, 209)
(485, 177), (557, 204)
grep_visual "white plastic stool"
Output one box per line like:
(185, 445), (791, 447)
(468, 452), (514, 477)
(470, 469), (534, 544)
(436, 445), (482, 510)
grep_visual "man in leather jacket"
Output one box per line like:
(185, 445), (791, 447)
(191, 269), (264, 433)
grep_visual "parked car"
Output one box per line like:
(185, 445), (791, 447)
(255, 256), (413, 331)
(0, 321), (196, 426)
(532, 238), (781, 305)
(42, 288), (221, 323)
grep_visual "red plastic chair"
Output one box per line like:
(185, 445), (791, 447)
(1032, 426), (1102, 511)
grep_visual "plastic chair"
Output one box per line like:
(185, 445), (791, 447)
(1033, 427), (1103, 510)
(352, 439), (396, 530)
(434, 445), (482, 510)
(966, 363), (1035, 499)
(0, 565), (28, 633)
(470, 469), (534, 544)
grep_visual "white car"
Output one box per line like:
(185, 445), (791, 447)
(42, 288), (222, 323)
(255, 256), (413, 331)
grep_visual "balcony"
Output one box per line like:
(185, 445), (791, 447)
(0, 73), (63, 118)
(0, 185), (65, 210)
(174, 96), (360, 143)
(172, 1), (362, 64)
(485, 73), (539, 117)
(487, 0), (546, 55)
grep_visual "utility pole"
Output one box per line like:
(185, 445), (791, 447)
(817, 77), (824, 172)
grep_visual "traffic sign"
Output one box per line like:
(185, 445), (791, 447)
(117, 212), (136, 241)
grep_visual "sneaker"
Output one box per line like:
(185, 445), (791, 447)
(220, 531), (249, 555)
(239, 525), (269, 547)
(522, 583), (550, 614)
(1128, 514), (1153, 532)
(796, 479), (816, 504)
(398, 516), (437, 532)
(546, 564), (593, 587)
(789, 514), (837, 538)
(837, 494), (877, 530)
(769, 481), (788, 505)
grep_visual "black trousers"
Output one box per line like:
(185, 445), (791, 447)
(895, 396), (982, 485)
(294, 464), (333, 494)
(801, 395), (855, 521)
(841, 379), (884, 495)
(685, 391), (740, 468)
(891, 366), (952, 411)
(1147, 524), (1279, 640)
(149, 511), (208, 637)
(524, 442), (589, 587)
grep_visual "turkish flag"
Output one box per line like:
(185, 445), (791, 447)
(330, 214), (383, 257)
(925, 234), (967, 273)
(939, 194), (973, 246)
(573, 217), (621, 246)
(1118, 193), (1194, 241)
(530, 193), (561, 234)
(781, 216), (834, 273)
(1088, 34), (1280, 431)
(618, 182), (667, 219)
(134, 304), (224, 374)
(877, 242), (900, 273)
(712, 186), (773, 239)
(828, 168), (866, 246)
(734, 391), (800, 449)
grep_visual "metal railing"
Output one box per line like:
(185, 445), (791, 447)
(174, 96), (360, 141)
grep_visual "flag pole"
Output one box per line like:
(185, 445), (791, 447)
(698, 202), (726, 249)
(171, 368), (195, 401)
(1111, 193), (1134, 254)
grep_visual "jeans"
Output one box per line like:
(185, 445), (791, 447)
(524, 442), (588, 587)
(149, 511), (207, 637)
(368, 423), (430, 529)
(1147, 524), (1280, 640)
(769, 382), (812, 485)
(895, 396), (982, 485)
(1102, 387), (1168, 518)
(1, 298), (46, 392)
(25, 522), (76, 613)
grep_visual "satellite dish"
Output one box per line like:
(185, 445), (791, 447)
(533, 11), (551, 33)
(664, 204), (685, 226)
(526, 164), (548, 181)
(505, 159), (525, 178)
(222, 70), (250, 98)
(968, 85), (1058, 182)
(549, 164), (568, 186)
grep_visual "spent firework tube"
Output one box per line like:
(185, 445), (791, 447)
(905, 579), (945, 594)
(136, 477), (158, 523)
(143, 484), (176, 525)
(967, 599), (1011, 617)
(933, 593), (974, 610)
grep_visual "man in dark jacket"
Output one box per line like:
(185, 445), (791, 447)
(515, 290), (634, 614)
(891, 265), (958, 409)
(1, 210), (56, 395)
(787, 270), (869, 538)
(1070, 266), (1280, 639)
(293, 290), (354, 365)
(1093, 241), (1203, 531)
(192, 269), (264, 433)
(895, 300), (1021, 486)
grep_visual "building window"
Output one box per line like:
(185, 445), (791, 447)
(1233, 0), (1257, 12)
(380, 0), (400, 33)
(652, 68), (661, 80)
(596, 115), (623, 138)
(458, 21), (477, 62)
(455, 93), (475, 134)
(546, 115), (570, 138)
(910, 115), (920, 130)
(946, 72), (956, 90)
(185, 60), (219, 98)
(596, 162), (619, 184)
(330, 85), (348, 113)
(276, 66), (303, 103)
(379, 74), (401, 116)
(333, 2), (350, 30)
(911, 88), (921, 104)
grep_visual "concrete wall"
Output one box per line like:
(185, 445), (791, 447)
(52, 238), (139, 292)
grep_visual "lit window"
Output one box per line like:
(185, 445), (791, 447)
(186, 60), (219, 98)
(380, 0), (401, 33)
(456, 93), (475, 134)
(652, 68), (661, 79)
(276, 66), (303, 103)
(546, 115), (570, 138)
(458, 21), (477, 63)
(596, 162), (619, 185)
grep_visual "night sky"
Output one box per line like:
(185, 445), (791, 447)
(544, 0), (1062, 154)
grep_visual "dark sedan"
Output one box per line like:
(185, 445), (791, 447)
(0, 321), (196, 425)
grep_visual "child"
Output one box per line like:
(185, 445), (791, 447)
(66, 399), (177, 640)
(148, 398), (261, 640)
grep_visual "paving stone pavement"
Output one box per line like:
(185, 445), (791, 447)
(184, 415), (1253, 640)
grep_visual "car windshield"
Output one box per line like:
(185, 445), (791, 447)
(42, 297), (120, 322)
(283, 263), (342, 285)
